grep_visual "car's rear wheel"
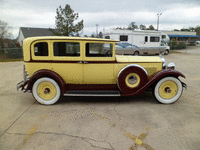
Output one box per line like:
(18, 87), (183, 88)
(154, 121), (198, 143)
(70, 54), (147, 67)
(32, 77), (61, 105)
(164, 49), (169, 55)
(154, 77), (183, 104)
(134, 51), (139, 56)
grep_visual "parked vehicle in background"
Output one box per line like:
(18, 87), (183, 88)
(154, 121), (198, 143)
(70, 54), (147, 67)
(104, 29), (170, 55)
(195, 41), (200, 46)
(17, 36), (186, 105)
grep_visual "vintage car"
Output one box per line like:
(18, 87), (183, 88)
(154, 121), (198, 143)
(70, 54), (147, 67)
(17, 36), (186, 105)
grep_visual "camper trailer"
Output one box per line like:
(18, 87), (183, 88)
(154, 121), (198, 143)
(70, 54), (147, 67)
(103, 29), (170, 55)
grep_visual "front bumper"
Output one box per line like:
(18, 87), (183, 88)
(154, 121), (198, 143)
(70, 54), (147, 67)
(182, 82), (187, 90)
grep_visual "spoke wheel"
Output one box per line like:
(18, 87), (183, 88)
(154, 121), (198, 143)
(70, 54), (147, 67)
(32, 77), (61, 105)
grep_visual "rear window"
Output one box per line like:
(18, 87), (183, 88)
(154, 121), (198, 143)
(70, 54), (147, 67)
(34, 42), (48, 56)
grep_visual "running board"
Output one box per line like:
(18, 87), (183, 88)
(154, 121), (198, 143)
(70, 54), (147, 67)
(64, 90), (121, 97)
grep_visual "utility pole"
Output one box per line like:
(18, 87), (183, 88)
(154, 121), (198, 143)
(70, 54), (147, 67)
(96, 24), (99, 37)
(157, 13), (162, 31)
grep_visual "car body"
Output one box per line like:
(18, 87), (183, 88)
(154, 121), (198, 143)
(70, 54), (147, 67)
(195, 41), (200, 46)
(17, 36), (186, 105)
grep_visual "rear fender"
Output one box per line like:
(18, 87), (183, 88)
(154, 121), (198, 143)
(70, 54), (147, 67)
(24, 69), (67, 94)
(122, 69), (186, 96)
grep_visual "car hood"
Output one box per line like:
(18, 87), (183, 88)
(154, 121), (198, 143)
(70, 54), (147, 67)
(115, 55), (162, 63)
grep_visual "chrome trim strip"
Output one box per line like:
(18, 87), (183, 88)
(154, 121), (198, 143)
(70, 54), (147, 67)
(64, 94), (120, 97)
(64, 91), (121, 97)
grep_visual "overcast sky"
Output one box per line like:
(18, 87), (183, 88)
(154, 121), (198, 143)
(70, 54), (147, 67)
(1, 0), (200, 38)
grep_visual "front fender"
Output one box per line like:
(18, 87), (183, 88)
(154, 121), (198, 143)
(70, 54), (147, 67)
(24, 69), (67, 94)
(121, 69), (186, 96)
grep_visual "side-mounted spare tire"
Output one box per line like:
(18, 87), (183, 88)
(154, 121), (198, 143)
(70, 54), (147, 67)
(117, 64), (149, 94)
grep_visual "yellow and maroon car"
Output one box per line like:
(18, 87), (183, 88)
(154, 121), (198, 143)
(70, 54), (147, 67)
(17, 36), (186, 105)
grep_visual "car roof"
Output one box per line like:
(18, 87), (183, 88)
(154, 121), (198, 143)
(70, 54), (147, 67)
(24, 36), (119, 43)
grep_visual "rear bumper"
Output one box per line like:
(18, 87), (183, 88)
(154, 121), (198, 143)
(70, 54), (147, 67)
(17, 80), (29, 92)
(16, 65), (30, 92)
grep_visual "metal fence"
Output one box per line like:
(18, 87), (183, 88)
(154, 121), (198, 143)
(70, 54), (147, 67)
(0, 48), (23, 59)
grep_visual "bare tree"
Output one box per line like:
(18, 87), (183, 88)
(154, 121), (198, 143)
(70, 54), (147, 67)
(0, 20), (12, 48)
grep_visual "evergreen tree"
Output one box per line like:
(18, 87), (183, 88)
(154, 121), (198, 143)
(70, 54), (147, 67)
(127, 22), (138, 30)
(50, 4), (84, 36)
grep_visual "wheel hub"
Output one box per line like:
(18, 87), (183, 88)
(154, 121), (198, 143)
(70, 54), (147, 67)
(128, 75), (137, 85)
(44, 88), (50, 94)
(165, 87), (171, 93)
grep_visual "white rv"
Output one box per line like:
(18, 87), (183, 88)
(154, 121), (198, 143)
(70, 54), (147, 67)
(103, 29), (170, 55)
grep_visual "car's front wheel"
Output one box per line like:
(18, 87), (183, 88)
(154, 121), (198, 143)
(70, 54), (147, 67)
(164, 49), (169, 55)
(32, 77), (61, 105)
(154, 77), (183, 104)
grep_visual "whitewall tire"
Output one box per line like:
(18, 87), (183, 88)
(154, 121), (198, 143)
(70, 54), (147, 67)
(32, 77), (61, 105)
(154, 77), (183, 104)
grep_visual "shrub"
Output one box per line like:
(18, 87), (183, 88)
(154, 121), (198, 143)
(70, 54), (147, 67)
(7, 48), (23, 59)
(169, 39), (186, 50)
(177, 42), (186, 49)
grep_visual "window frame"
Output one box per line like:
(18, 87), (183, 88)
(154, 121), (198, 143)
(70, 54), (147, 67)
(120, 35), (128, 41)
(31, 41), (51, 60)
(150, 36), (160, 42)
(85, 42), (113, 58)
(53, 41), (81, 57)
(83, 41), (115, 62)
(51, 40), (82, 61)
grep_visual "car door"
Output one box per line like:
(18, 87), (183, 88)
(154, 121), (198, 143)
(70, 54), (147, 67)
(51, 40), (84, 84)
(83, 41), (115, 84)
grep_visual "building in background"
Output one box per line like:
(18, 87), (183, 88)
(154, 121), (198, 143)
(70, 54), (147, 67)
(17, 27), (58, 46)
(162, 31), (200, 42)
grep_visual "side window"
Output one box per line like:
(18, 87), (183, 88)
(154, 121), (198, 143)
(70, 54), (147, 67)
(53, 42), (80, 57)
(105, 36), (110, 39)
(145, 36), (148, 42)
(85, 43), (113, 57)
(162, 35), (166, 39)
(34, 42), (48, 56)
(120, 35), (128, 41)
(150, 37), (160, 42)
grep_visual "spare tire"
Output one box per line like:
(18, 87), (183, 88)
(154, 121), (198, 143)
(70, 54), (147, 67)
(117, 64), (149, 94)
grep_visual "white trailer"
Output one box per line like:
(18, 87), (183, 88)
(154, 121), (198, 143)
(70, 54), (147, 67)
(103, 29), (170, 55)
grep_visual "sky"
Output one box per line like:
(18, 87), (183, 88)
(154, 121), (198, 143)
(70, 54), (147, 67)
(1, 0), (200, 38)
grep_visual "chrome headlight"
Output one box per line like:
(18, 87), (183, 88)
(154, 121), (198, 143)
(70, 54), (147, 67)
(160, 55), (166, 69)
(167, 62), (175, 70)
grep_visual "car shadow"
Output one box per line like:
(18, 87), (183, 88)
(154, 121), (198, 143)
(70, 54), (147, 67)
(57, 91), (159, 105)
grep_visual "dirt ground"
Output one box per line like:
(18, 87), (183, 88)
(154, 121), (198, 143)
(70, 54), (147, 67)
(0, 48), (199, 150)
